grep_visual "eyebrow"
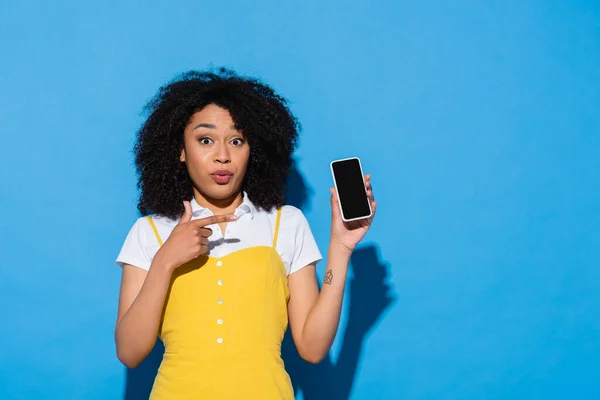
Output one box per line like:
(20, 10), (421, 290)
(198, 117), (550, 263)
(193, 123), (237, 130)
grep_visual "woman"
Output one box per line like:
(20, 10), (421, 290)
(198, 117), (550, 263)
(115, 68), (376, 399)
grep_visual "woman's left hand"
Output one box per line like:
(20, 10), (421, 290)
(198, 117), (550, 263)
(330, 174), (377, 253)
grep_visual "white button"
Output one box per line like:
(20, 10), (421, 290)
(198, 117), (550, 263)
(217, 319), (223, 324)
(217, 298), (223, 304)
(216, 261), (223, 267)
(218, 280), (223, 286)
(217, 337), (223, 344)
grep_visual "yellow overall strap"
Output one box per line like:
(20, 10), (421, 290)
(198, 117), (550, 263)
(146, 216), (164, 246)
(272, 208), (282, 248)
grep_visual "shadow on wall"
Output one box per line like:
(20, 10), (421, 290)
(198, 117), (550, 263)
(122, 158), (395, 400)
(282, 246), (394, 400)
(123, 341), (164, 400)
(283, 159), (396, 400)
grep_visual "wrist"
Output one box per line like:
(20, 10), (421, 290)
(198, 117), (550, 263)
(328, 241), (354, 258)
(151, 253), (176, 275)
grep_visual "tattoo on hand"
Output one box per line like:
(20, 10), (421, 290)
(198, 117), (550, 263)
(324, 269), (333, 285)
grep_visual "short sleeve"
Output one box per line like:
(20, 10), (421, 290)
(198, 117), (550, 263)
(283, 206), (323, 275)
(116, 217), (153, 271)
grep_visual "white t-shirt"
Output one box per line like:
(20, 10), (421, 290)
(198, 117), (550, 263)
(116, 192), (322, 275)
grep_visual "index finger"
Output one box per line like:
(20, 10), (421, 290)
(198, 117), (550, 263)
(194, 214), (237, 227)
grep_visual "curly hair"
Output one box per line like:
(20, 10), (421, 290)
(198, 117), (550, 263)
(133, 68), (300, 220)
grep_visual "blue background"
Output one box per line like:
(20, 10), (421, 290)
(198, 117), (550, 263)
(1, 0), (599, 399)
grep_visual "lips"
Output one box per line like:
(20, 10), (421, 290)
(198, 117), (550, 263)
(210, 170), (233, 184)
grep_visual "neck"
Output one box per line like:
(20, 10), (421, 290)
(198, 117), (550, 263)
(193, 189), (244, 216)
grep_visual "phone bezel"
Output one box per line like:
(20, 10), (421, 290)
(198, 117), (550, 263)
(330, 157), (373, 222)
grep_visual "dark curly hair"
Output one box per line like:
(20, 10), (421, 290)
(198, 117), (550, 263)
(133, 68), (300, 219)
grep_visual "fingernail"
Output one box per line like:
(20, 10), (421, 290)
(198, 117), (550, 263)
(230, 215), (237, 220)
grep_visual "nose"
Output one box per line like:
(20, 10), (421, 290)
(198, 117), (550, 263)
(214, 143), (231, 164)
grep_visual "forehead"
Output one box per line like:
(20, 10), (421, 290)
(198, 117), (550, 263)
(190, 104), (234, 124)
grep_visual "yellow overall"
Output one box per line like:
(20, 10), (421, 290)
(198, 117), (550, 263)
(145, 208), (294, 399)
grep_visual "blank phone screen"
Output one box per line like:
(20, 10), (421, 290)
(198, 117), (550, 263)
(332, 158), (371, 220)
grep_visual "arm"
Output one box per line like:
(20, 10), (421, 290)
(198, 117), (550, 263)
(288, 174), (376, 363)
(288, 243), (352, 363)
(114, 202), (236, 368)
(115, 261), (173, 368)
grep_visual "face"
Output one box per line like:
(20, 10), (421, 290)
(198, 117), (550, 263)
(180, 104), (250, 202)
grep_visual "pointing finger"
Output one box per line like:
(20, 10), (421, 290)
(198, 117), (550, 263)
(194, 214), (237, 227)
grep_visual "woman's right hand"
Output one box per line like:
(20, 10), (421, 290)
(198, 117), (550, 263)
(153, 200), (237, 272)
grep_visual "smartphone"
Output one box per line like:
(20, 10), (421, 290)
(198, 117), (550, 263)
(330, 157), (372, 222)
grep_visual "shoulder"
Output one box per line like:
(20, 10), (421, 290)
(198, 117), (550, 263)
(122, 213), (175, 248)
(127, 215), (152, 237)
(116, 216), (154, 270)
(130, 213), (173, 232)
(116, 214), (175, 270)
(279, 205), (311, 229)
(256, 204), (309, 231)
(276, 206), (322, 274)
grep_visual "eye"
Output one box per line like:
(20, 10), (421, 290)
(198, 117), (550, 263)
(231, 138), (246, 146)
(198, 137), (213, 145)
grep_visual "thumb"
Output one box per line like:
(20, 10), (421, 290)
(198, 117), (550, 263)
(178, 200), (193, 225)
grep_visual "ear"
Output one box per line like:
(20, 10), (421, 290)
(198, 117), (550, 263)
(180, 147), (186, 162)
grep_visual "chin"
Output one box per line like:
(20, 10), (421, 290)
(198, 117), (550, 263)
(202, 185), (241, 200)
